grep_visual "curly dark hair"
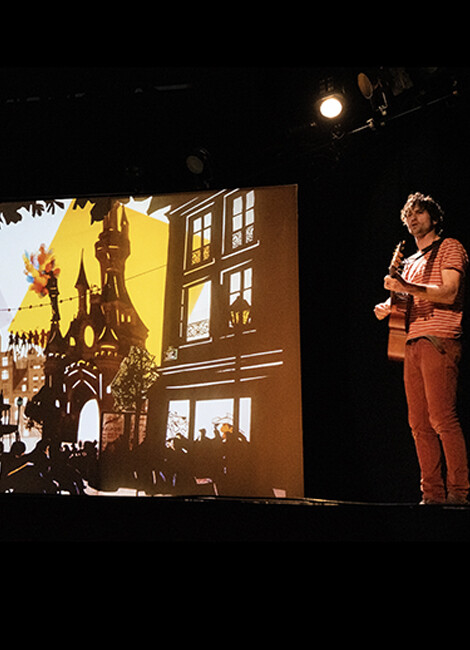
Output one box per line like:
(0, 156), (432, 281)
(400, 192), (444, 235)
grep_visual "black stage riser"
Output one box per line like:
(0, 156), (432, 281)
(1, 495), (470, 542)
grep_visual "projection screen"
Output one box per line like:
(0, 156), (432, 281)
(0, 185), (303, 498)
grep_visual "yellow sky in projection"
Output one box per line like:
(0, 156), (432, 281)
(10, 200), (169, 363)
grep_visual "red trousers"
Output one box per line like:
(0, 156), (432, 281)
(404, 337), (469, 502)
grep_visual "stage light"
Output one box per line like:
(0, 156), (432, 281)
(319, 95), (344, 119)
(186, 154), (205, 175)
(185, 148), (213, 188)
(357, 68), (414, 117)
(357, 72), (377, 100)
(186, 148), (210, 175)
(357, 70), (388, 116)
(316, 78), (345, 121)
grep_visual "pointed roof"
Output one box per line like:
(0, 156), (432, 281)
(75, 250), (89, 291)
(120, 205), (129, 233)
(45, 322), (67, 355)
(104, 199), (120, 231)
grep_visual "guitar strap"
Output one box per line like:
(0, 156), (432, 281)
(405, 236), (444, 267)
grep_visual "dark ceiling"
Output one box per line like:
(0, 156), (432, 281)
(0, 65), (466, 200)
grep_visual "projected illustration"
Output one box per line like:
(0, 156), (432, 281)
(0, 186), (303, 497)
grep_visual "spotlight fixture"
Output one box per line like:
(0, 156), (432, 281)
(185, 147), (213, 188)
(357, 70), (388, 116)
(357, 68), (414, 117)
(185, 148), (211, 175)
(316, 78), (345, 120)
(357, 72), (376, 100)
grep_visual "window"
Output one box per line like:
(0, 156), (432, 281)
(229, 267), (252, 306)
(195, 398), (251, 442)
(230, 190), (255, 251)
(166, 400), (190, 441)
(166, 398), (252, 443)
(1, 369), (8, 380)
(229, 267), (253, 327)
(190, 212), (212, 266)
(195, 399), (233, 440)
(239, 398), (252, 443)
(185, 281), (211, 342)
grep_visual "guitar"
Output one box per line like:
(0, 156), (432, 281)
(387, 240), (409, 362)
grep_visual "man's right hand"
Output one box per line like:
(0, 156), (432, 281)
(374, 301), (392, 320)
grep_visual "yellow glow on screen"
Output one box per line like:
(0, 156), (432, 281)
(9, 199), (169, 363)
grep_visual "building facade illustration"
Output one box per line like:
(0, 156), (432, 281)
(0, 343), (45, 444)
(147, 185), (303, 497)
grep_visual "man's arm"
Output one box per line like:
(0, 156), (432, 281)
(384, 268), (462, 305)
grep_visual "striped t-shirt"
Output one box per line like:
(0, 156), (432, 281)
(402, 237), (468, 341)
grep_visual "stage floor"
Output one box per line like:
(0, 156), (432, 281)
(1, 493), (470, 542)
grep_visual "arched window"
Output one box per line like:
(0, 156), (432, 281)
(77, 398), (100, 446)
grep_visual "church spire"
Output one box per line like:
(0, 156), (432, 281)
(75, 250), (89, 317)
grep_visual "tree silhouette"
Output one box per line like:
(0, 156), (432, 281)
(110, 346), (159, 448)
(0, 199), (65, 225)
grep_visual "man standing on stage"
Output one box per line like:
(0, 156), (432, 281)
(374, 192), (470, 505)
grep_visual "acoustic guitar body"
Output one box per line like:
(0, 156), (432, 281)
(387, 303), (408, 362)
(387, 241), (408, 362)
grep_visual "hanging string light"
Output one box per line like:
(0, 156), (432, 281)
(0, 263), (167, 314)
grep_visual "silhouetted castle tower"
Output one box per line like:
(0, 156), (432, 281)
(94, 200), (148, 354)
(38, 199), (149, 445)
